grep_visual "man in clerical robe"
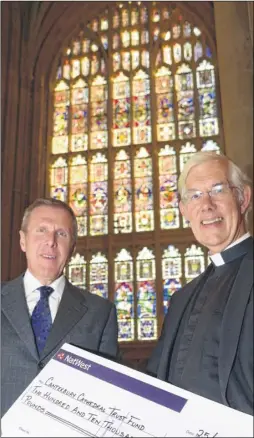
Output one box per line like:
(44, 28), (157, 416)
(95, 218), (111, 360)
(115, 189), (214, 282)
(147, 151), (253, 416)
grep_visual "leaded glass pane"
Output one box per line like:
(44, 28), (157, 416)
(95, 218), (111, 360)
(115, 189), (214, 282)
(162, 245), (182, 313)
(137, 248), (157, 340)
(67, 254), (86, 289)
(184, 245), (205, 283)
(155, 67), (175, 142)
(197, 61), (219, 137)
(50, 157), (68, 202)
(159, 146), (179, 229)
(114, 150), (132, 234)
(89, 153), (108, 235)
(114, 249), (134, 341)
(135, 148), (154, 232)
(90, 252), (108, 298)
(132, 70), (152, 145)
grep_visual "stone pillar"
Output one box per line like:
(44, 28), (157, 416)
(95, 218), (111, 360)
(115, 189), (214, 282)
(214, 1), (253, 233)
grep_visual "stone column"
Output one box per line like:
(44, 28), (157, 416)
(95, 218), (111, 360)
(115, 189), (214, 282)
(214, 1), (253, 233)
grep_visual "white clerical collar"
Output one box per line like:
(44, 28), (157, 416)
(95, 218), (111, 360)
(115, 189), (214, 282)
(210, 232), (251, 267)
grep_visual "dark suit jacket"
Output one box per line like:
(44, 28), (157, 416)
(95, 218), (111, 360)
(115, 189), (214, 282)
(1, 275), (119, 416)
(147, 246), (253, 415)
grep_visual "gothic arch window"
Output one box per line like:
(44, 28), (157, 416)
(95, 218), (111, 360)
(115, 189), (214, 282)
(48, 2), (222, 343)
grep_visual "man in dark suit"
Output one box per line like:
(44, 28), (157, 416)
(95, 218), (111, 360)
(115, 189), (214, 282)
(2, 198), (119, 416)
(147, 152), (253, 415)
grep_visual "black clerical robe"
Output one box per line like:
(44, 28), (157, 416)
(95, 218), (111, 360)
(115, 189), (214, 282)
(147, 237), (253, 415)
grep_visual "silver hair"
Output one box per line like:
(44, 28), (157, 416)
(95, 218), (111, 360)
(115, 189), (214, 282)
(178, 151), (252, 224)
(21, 198), (78, 245)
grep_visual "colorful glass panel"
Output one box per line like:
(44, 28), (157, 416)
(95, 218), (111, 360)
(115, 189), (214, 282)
(52, 81), (70, 154)
(197, 61), (219, 137)
(112, 72), (131, 147)
(113, 52), (121, 72)
(175, 64), (195, 139)
(184, 245), (205, 283)
(50, 157), (68, 202)
(137, 248), (157, 340)
(89, 252), (108, 298)
(131, 8), (139, 26)
(122, 51), (131, 71)
(159, 145), (179, 229)
(113, 33), (120, 50)
(67, 254), (86, 289)
(89, 153), (108, 235)
(155, 66), (175, 142)
(162, 245), (182, 313)
(69, 155), (87, 234)
(113, 10), (120, 28)
(132, 70), (152, 145)
(135, 148), (154, 232)
(114, 150), (132, 234)
(122, 8), (129, 27)
(183, 21), (192, 38)
(90, 75), (108, 149)
(114, 249), (134, 341)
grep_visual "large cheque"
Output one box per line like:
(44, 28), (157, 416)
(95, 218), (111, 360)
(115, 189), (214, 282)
(2, 343), (253, 437)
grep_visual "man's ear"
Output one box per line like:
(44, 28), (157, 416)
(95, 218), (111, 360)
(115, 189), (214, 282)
(19, 230), (26, 252)
(240, 185), (252, 215)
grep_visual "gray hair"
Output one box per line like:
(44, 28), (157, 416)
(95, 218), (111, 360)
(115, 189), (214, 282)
(21, 198), (78, 245)
(178, 151), (252, 223)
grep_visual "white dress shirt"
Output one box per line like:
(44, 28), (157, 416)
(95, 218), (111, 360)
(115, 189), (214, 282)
(23, 270), (66, 322)
(210, 232), (251, 266)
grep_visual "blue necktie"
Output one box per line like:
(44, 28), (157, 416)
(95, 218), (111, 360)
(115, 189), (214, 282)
(31, 286), (54, 354)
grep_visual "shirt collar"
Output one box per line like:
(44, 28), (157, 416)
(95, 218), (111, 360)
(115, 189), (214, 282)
(210, 232), (251, 266)
(23, 269), (66, 298)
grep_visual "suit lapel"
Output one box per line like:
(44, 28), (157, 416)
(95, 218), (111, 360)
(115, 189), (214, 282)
(2, 275), (39, 360)
(157, 264), (213, 379)
(219, 252), (253, 404)
(40, 280), (88, 360)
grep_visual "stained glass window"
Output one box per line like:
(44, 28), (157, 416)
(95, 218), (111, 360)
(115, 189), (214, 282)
(114, 150), (132, 233)
(184, 245), (206, 283)
(112, 72), (131, 147)
(114, 249), (134, 341)
(162, 245), (182, 314)
(137, 247), (157, 340)
(89, 252), (108, 298)
(49, 2), (222, 343)
(89, 153), (108, 236)
(135, 147), (154, 232)
(159, 145), (179, 229)
(66, 254), (86, 289)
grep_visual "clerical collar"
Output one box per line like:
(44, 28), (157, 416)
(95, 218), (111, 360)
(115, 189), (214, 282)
(210, 233), (252, 266)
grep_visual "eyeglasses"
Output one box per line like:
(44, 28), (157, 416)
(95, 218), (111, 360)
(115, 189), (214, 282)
(181, 182), (236, 205)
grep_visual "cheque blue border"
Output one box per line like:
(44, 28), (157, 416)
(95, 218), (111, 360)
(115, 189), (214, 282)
(53, 348), (188, 413)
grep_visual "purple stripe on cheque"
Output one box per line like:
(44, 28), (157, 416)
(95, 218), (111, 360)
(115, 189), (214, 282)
(53, 348), (187, 413)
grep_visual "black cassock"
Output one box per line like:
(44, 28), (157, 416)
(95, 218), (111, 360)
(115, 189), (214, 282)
(147, 237), (253, 415)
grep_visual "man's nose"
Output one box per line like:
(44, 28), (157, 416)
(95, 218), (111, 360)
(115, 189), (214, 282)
(45, 231), (57, 246)
(200, 193), (216, 210)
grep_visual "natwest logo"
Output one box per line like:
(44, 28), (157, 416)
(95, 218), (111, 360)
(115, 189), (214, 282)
(64, 354), (92, 371)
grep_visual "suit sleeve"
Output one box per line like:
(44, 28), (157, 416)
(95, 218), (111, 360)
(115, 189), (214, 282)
(99, 303), (120, 360)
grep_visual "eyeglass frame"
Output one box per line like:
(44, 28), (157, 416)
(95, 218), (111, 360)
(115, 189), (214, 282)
(180, 182), (237, 205)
